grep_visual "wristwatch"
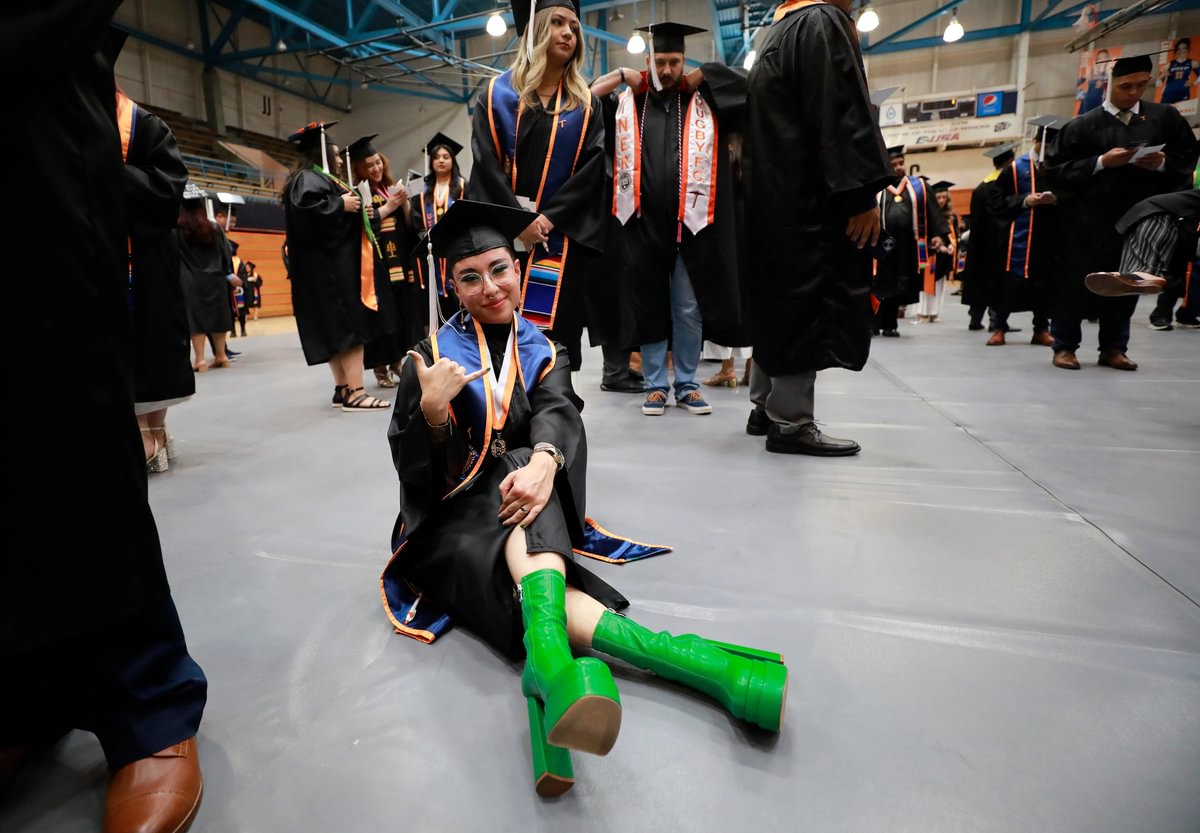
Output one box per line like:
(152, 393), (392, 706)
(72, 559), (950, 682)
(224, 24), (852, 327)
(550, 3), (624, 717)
(533, 442), (565, 471)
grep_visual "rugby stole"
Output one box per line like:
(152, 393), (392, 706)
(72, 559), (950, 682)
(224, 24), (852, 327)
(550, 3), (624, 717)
(487, 71), (590, 329)
(1005, 153), (1036, 279)
(372, 186), (408, 283)
(611, 88), (718, 239)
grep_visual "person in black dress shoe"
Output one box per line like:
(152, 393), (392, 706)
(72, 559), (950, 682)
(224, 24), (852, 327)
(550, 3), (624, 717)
(742, 0), (893, 455)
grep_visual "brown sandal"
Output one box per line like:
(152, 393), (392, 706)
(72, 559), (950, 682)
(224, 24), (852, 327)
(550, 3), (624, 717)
(342, 386), (390, 413)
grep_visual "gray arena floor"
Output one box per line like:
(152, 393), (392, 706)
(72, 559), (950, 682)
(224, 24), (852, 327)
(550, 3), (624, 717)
(3, 301), (1198, 833)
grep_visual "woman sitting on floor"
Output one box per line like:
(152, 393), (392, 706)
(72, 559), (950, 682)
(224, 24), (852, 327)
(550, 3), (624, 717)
(381, 200), (788, 797)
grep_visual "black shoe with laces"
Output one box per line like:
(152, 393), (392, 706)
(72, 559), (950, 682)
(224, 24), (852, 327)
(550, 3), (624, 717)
(765, 423), (861, 457)
(746, 408), (770, 436)
(1149, 314), (1174, 331)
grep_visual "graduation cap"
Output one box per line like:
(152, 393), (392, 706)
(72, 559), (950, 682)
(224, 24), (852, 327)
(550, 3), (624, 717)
(887, 145), (906, 159)
(412, 200), (539, 267)
(1111, 53), (1154, 77)
(984, 142), (1018, 167)
(288, 121), (339, 174)
(511, 0), (581, 59)
(425, 132), (464, 159)
(636, 22), (707, 54)
(930, 180), (955, 192)
(347, 134), (380, 161)
(870, 87), (901, 107)
(1028, 114), (1065, 141)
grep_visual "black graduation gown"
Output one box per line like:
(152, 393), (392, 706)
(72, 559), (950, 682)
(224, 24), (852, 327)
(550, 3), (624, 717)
(6, 2), (172, 656)
(988, 159), (1059, 314)
(408, 181), (468, 328)
(960, 177), (1005, 310)
(284, 169), (390, 365)
(1044, 101), (1199, 320)
(1116, 190), (1200, 293)
(467, 90), (608, 357)
(743, 3), (894, 376)
(387, 326), (626, 660)
(875, 180), (950, 304)
(178, 222), (234, 335)
(126, 105), (194, 405)
(608, 65), (747, 346)
(362, 187), (407, 369)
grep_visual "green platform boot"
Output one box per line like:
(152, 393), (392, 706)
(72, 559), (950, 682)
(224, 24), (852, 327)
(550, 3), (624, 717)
(520, 570), (622, 796)
(591, 611), (788, 732)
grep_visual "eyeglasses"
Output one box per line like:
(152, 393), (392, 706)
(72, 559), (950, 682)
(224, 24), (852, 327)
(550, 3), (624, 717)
(455, 261), (515, 294)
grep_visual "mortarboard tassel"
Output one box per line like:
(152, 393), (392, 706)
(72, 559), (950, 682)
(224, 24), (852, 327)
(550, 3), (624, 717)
(320, 122), (330, 175)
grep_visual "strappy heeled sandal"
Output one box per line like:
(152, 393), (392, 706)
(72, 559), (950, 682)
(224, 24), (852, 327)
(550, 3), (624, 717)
(332, 384), (350, 408)
(374, 368), (396, 388)
(342, 386), (390, 413)
(140, 428), (168, 473)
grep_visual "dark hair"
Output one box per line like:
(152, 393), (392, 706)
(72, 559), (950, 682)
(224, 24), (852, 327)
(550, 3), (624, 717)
(280, 142), (335, 203)
(178, 201), (215, 244)
(425, 145), (464, 200)
(1177, 38), (1191, 53)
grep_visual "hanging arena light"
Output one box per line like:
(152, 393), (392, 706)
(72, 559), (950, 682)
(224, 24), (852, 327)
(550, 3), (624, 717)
(486, 12), (507, 37)
(857, 4), (880, 33)
(627, 32), (646, 54)
(943, 13), (964, 43)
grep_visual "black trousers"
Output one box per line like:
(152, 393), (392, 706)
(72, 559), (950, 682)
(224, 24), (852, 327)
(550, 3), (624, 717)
(0, 595), (207, 771)
(875, 298), (900, 331)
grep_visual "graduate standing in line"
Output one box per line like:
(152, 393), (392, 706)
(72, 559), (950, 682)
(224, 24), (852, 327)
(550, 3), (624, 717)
(984, 117), (1064, 347)
(409, 133), (468, 327)
(960, 145), (1018, 334)
(742, 0), (893, 456)
(874, 146), (950, 337)
(589, 23), (747, 417)
(914, 180), (958, 323)
(1045, 54), (1199, 371)
(466, 0), (608, 371)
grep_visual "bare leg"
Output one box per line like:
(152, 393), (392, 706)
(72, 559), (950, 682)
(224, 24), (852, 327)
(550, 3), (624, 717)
(190, 334), (208, 369)
(505, 528), (606, 647)
(211, 332), (229, 363)
(136, 413), (156, 460)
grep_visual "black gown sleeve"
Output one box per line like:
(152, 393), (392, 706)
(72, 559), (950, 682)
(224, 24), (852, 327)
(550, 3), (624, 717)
(529, 343), (585, 470)
(792, 8), (894, 217)
(537, 95), (608, 251)
(1044, 117), (1100, 201)
(1159, 105), (1200, 189)
(698, 62), (749, 130)
(123, 110), (187, 240)
(987, 164), (1028, 221)
(286, 170), (349, 249)
(466, 100), (524, 209)
(389, 340), (472, 510)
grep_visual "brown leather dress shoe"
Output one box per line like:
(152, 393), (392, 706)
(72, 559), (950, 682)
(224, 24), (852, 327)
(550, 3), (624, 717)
(1052, 349), (1080, 370)
(1084, 271), (1167, 297)
(104, 738), (202, 833)
(986, 330), (1006, 346)
(1030, 330), (1054, 347)
(1098, 350), (1138, 371)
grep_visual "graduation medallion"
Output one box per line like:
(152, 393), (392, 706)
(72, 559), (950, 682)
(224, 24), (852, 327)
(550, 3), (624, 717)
(893, 194), (905, 203)
(490, 435), (508, 457)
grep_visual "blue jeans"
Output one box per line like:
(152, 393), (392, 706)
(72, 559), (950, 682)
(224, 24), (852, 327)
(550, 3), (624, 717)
(642, 255), (703, 397)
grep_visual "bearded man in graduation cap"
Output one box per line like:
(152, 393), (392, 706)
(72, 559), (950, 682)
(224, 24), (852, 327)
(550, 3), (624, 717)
(590, 22), (747, 416)
(382, 199), (788, 798)
(1045, 53), (1199, 371)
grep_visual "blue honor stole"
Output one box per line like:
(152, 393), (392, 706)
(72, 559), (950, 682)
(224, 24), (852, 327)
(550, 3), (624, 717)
(418, 180), (463, 296)
(1006, 154), (1036, 279)
(379, 313), (672, 645)
(486, 71), (591, 329)
(906, 176), (933, 294)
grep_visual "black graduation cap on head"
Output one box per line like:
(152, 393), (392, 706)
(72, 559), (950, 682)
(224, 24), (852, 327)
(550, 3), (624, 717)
(636, 21), (707, 54)
(425, 132), (464, 159)
(1028, 114), (1065, 141)
(510, 0), (580, 43)
(411, 200), (540, 266)
(287, 120), (339, 151)
(930, 180), (955, 192)
(984, 142), (1018, 166)
(347, 134), (380, 161)
(1111, 53), (1154, 77)
(887, 145), (906, 159)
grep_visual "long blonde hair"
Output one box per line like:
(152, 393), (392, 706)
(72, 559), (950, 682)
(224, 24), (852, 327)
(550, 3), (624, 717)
(510, 6), (590, 112)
